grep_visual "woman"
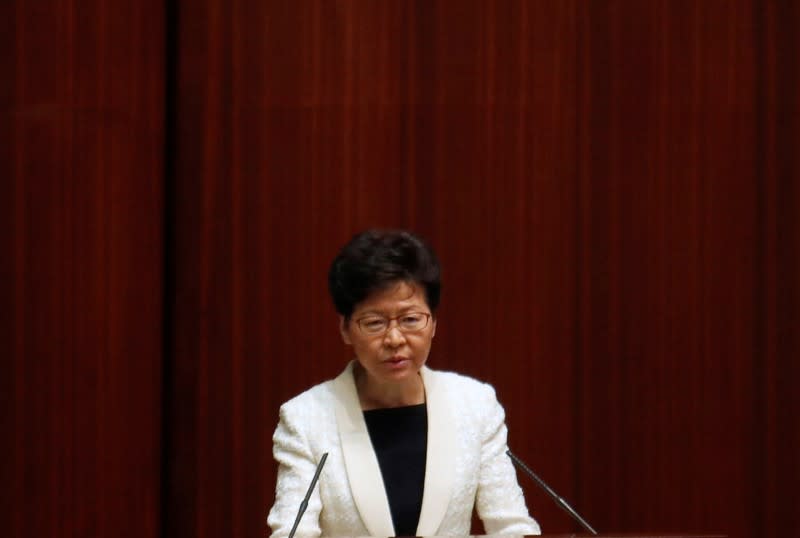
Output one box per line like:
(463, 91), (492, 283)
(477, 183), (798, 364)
(268, 230), (540, 537)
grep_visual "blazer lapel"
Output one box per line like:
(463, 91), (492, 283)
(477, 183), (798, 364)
(332, 362), (395, 537)
(416, 366), (457, 535)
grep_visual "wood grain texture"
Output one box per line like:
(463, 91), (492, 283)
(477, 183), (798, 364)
(1, 1), (164, 537)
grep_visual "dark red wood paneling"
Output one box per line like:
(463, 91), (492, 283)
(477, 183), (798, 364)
(575, 1), (760, 534)
(1, 1), (164, 537)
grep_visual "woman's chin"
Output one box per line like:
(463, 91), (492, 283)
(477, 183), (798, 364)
(368, 361), (420, 383)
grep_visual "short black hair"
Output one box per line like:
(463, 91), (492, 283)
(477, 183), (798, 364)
(328, 229), (441, 319)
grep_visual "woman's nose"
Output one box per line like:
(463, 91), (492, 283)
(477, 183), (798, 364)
(383, 325), (406, 346)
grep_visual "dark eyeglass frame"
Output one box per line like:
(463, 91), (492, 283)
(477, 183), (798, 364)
(353, 312), (433, 336)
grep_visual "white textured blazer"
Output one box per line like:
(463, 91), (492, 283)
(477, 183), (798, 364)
(267, 362), (541, 537)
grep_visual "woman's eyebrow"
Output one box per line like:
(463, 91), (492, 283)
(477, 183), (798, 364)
(355, 305), (426, 317)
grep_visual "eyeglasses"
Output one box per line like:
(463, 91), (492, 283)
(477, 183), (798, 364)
(354, 312), (432, 336)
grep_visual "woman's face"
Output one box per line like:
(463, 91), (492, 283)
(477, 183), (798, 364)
(339, 281), (436, 387)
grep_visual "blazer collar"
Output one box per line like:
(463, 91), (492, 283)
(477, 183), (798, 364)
(416, 365), (457, 535)
(332, 362), (457, 537)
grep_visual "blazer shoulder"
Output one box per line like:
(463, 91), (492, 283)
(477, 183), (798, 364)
(427, 368), (498, 405)
(278, 377), (338, 417)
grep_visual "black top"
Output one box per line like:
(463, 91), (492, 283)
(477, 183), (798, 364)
(363, 403), (428, 537)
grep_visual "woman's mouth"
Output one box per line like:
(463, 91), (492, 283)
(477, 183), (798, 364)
(384, 356), (410, 368)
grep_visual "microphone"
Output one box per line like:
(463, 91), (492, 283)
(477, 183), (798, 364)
(287, 452), (328, 538)
(507, 449), (598, 535)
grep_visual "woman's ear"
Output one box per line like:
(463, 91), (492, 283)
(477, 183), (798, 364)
(430, 317), (437, 339)
(339, 316), (352, 345)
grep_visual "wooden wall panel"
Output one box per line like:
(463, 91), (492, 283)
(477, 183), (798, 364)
(755, 3), (800, 536)
(167, 2), (581, 536)
(168, 2), (575, 533)
(166, 2), (798, 538)
(166, 1), (799, 538)
(575, 0), (760, 533)
(1, 2), (164, 538)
